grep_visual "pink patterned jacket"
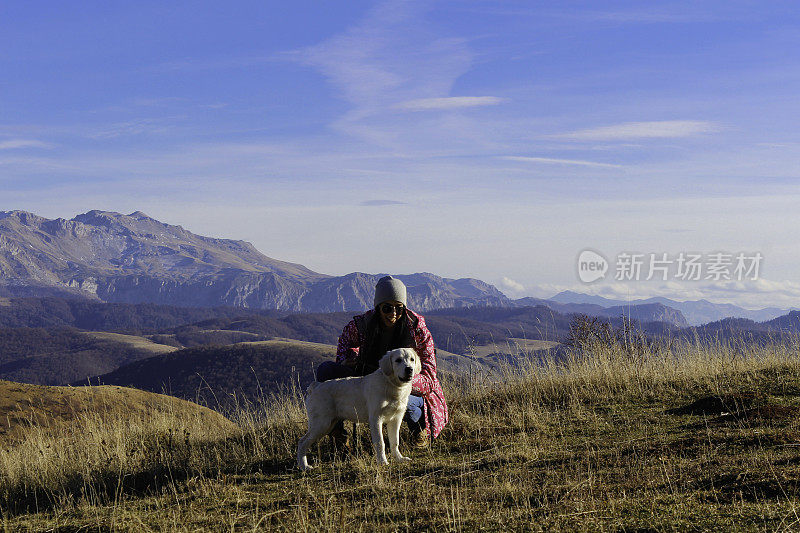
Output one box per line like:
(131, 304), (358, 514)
(336, 309), (449, 439)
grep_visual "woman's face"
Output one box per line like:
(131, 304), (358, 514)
(378, 300), (404, 328)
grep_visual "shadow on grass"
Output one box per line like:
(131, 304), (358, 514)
(0, 465), (197, 518)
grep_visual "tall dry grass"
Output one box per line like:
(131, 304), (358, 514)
(446, 331), (800, 406)
(1, 402), (227, 514)
(3, 332), (800, 529)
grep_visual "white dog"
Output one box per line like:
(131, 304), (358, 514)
(297, 347), (422, 471)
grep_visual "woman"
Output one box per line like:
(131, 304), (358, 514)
(316, 276), (449, 448)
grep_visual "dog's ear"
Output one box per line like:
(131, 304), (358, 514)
(412, 349), (422, 375)
(380, 351), (393, 377)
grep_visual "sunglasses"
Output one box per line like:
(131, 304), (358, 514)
(379, 303), (405, 315)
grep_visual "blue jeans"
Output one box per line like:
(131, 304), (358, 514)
(316, 361), (426, 430)
(405, 394), (424, 432)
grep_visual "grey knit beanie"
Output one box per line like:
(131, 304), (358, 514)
(374, 276), (407, 307)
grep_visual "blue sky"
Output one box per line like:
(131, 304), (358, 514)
(2, 1), (800, 308)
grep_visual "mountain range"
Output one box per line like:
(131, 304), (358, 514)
(0, 209), (789, 327)
(0, 210), (508, 312)
(511, 296), (689, 327)
(550, 290), (791, 326)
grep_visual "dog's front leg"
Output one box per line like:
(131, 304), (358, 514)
(386, 415), (410, 463)
(370, 417), (389, 465)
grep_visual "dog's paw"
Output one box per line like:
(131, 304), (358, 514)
(397, 456), (412, 463)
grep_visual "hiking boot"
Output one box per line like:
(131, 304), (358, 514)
(411, 428), (429, 449)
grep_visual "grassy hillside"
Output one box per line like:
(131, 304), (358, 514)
(85, 331), (179, 354)
(3, 337), (800, 530)
(0, 380), (234, 446)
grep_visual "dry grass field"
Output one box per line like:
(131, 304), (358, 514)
(3, 337), (800, 531)
(239, 338), (340, 351)
(85, 332), (180, 354)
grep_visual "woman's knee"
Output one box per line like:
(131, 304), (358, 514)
(315, 361), (336, 382)
(316, 361), (353, 382)
(404, 394), (424, 425)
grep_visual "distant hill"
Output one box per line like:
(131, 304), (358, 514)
(0, 210), (508, 312)
(0, 380), (234, 445)
(539, 291), (621, 307)
(425, 305), (681, 354)
(0, 296), (693, 388)
(513, 296), (688, 328)
(1, 295), (673, 351)
(763, 310), (800, 332)
(602, 303), (688, 327)
(80, 340), (337, 410)
(692, 310), (800, 336)
(549, 290), (789, 326)
(0, 296), (281, 332)
(0, 327), (180, 386)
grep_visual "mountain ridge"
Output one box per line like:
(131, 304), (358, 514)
(0, 210), (516, 313)
(550, 290), (790, 326)
(0, 209), (721, 326)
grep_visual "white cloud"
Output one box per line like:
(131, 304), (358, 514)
(295, 2), (469, 109)
(360, 199), (407, 206)
(567, 282), (707, 303)
(152, 55), (276, 73)
(395, 96), (506, 111)
(500, 276), (525, 296)
(289, 0), (477, 145)
(555, 120), (718, 141)
(461, 5), (732, 24)
(585, 7), (730, 24)
(131, 97), (185, 107)
(0, 139), (51, 150)
(501, 156), (622, 169)
(90, 118), (177, 139)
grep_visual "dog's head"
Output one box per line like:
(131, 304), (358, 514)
(380, 347), (421, 384)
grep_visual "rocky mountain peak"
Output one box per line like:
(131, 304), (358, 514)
(0, 210), (46, 225)
(72, 210), (180, 236)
